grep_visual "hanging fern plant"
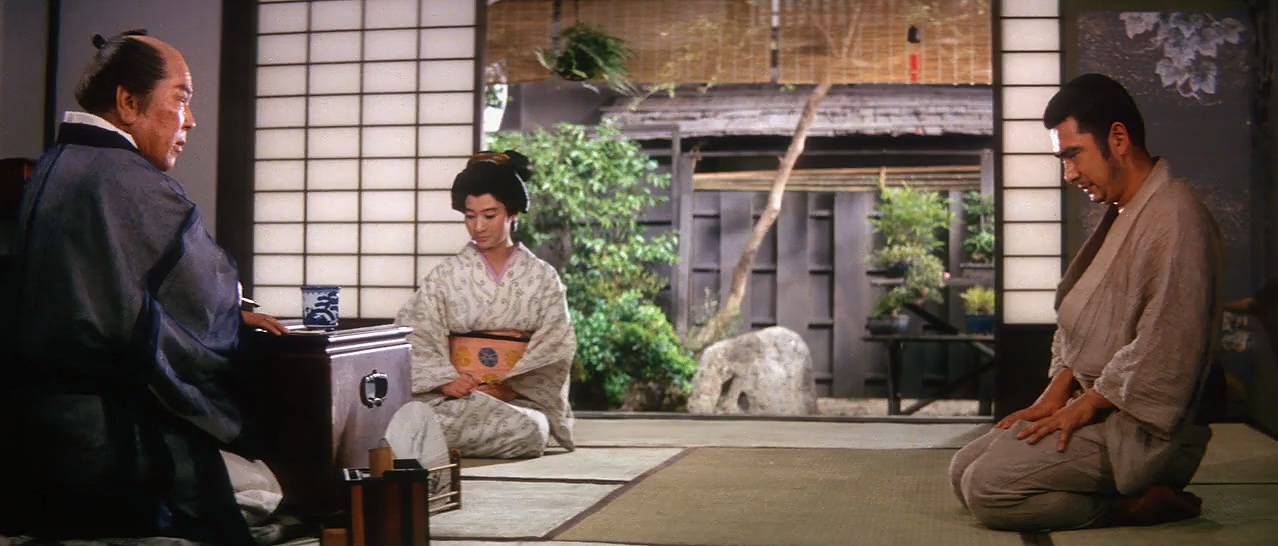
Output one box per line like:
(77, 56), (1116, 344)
(536, 22), (638, 95)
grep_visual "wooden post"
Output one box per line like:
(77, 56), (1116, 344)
(832, 192), (873, 398)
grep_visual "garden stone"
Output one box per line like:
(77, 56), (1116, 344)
(688, 326), (817, 416)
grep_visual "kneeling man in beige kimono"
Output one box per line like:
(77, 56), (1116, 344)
(951, 73), (1224, 532)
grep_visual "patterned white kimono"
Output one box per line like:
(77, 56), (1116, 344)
(392, 243), (577, 458)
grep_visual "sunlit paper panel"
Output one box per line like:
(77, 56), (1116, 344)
(419, 126), (473, 157)
(362, 288), (416, 318)
(311, 32), (362, 64)
(307, 256), (359, 286)
(1003, 154), (1061, 188)
(1003, 223), (1061, 256)
(308, 128), (360, 158)
(363, 94), (417, 125)
(420, 93), (474, 124)
(420, 28), (475, 59)
(417, 191), (455, 221)
(418, 158), (469, 188)
(307, 192), (360, 222)
(254, 192), (305, 222)
(258, 3), (307, 34)
(361, 191), (415, 222)
(1003, 121), (1054, 154)
(1001, 52), (1060, 86)
(307, 223), (359, 253)
(361, 159), (415, 189)
(417, 256), (446, 280)
(311, 0), (361, 31)
(364, 62), (417, 93)
(254, 255), (304, 285)
(309, 95), (361, 126)
(361, 223), (415, 254)
(252, 287), (302, 319)
(366, 30), (419, 61)
(1001, 0), (1059, 18)
(417, 222), (471, 254)
(362, 256), (415, 286)
(310, 64), (361, 95)
(256, 160), (305, 191)
(257, 66), (307, 96)
(257, 97), (305, 128)
(340, 289), (361, 319)
(307, 160), (359, 190)
(420, 61), (475, 91)
(1003, 291), (1058, 324)
(1004, 257), (1062, 290)
(1001, 86), (1057, 121)
(363, 127), (417, 158)
(256, 129), (305, 159)
(258, 34), (307, 65)
(1001, 19), (1060, 52)
(255, 223), (304, 254)
(1004, 189), (1062, 222)
(421, 0), (475, 27)
(366, 0), (418, 29)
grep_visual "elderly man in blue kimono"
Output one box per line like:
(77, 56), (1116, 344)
(0, 30), (284, 544)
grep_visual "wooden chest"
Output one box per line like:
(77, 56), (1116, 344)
(236, 323), (414, 518)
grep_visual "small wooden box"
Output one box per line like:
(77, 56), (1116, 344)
(328, 452), (462, 546)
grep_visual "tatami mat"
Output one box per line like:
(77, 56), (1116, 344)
(430, 481), (619, 539)
(574, 419), (991, 449)
(1052, 484), (1278, 546)
(462, 447), (685, 481)
(555, 447), (1021, 546)
(1193, 424), (1278, 484)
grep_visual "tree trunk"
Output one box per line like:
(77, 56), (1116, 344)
(686, 77), (833, 351)
(685, 13), (860, 352)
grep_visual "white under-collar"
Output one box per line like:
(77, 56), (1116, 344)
(63, 111), (138, 148)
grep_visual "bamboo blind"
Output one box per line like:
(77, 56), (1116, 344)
(486, 0), (555, 84)
(777, 0), (992, 85)
(563, 0), (773, 84)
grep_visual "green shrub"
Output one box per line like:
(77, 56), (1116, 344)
(571, 292), (698, 409)
(962, 192), (995, 264)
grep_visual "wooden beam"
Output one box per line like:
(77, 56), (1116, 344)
(694, 165), (983, 192)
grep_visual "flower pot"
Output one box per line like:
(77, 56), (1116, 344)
(866, 315), (910, 335)
(965, 314), (994, 334)
(959, 262), (994, 283)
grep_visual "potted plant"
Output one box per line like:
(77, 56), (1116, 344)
(961, 192), (995, 279)
(868, 182), (952, 277)
(536, 22), (638, 95)
(867, 287), (911, 334)
(866, 247), (949, 334)
(961, 286), (996, 333)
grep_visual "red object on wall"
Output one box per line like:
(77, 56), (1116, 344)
(909, 52), (920, 82)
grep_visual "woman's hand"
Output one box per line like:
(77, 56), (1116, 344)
(438, 375), (480, 399)
(242, 311), (288, 335)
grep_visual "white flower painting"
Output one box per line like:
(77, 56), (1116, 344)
(1119, 12), (1246, 101)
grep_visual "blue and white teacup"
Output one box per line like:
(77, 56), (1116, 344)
(301, 285), (341, 329)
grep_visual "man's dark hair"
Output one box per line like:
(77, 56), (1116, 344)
(75, 29), (166, 115)
(1042, 73), (1147, 158)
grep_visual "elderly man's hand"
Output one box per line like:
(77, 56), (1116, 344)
(242, 311), (288, 335)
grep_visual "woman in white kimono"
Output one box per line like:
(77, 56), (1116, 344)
(391, 151), (577, 459)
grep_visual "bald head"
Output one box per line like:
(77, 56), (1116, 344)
(74, 30), (197, 171)
(75, 30), (171, 115)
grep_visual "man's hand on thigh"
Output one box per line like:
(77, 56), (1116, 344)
(1017, 391), (1110, 452)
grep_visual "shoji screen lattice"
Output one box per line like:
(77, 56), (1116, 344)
(997, 0), (1063, 325)
(252, 0), (481, 319)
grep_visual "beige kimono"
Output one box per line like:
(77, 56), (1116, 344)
(950, 159), (1225, 531)
(391, 243), (577, 458)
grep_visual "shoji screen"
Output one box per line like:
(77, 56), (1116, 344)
(997, 0), (1062, 325)
(252, 0), (482, 319)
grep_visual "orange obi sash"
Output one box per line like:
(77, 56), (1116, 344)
(448, 330), (532, 384)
